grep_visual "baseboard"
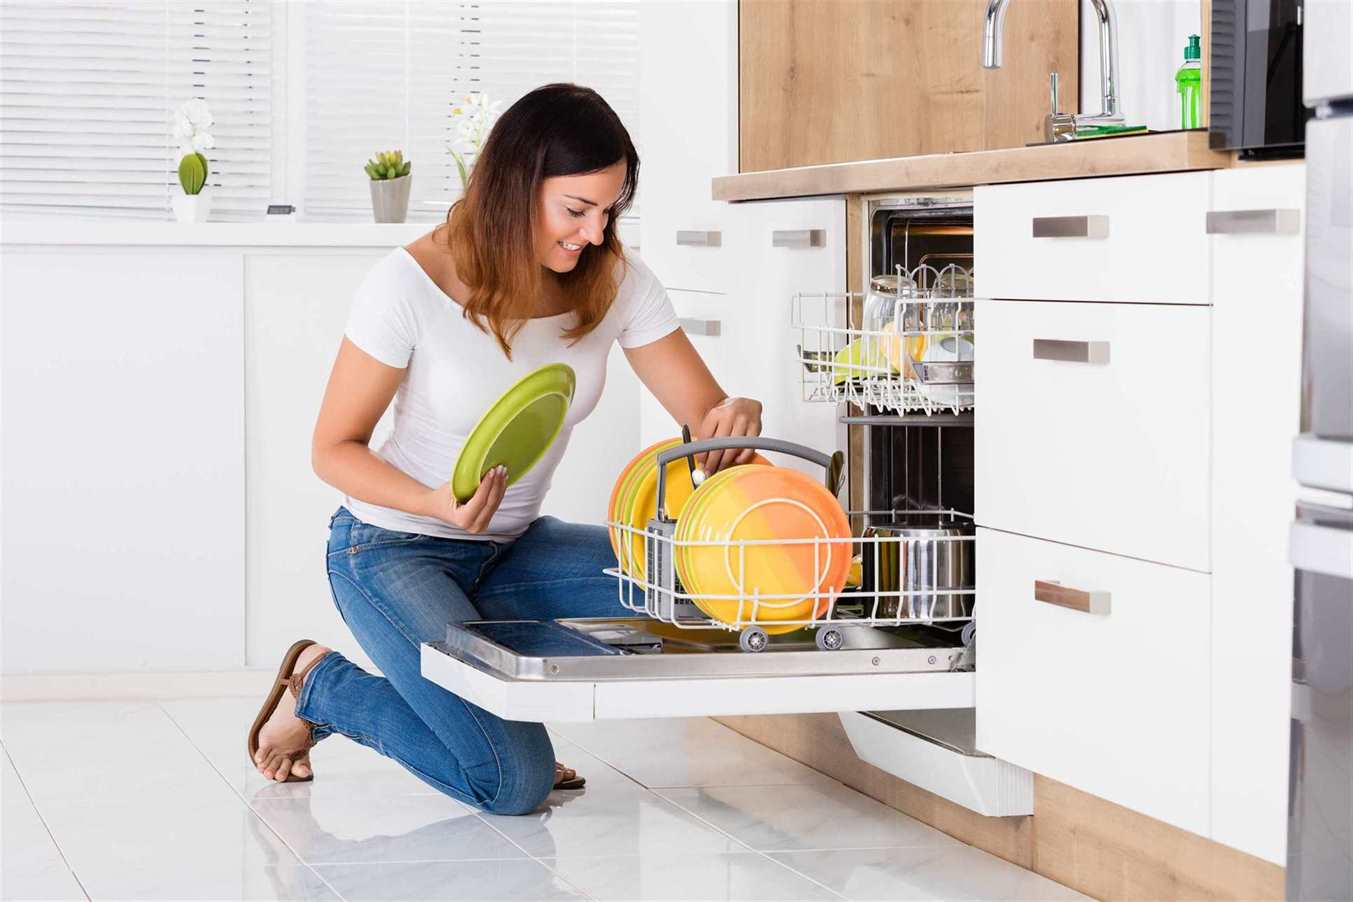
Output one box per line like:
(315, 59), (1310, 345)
(1, 669), (275, 701)
(715, 713), (1285, 902)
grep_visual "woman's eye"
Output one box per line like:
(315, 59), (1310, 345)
(566, 207), (585, 218)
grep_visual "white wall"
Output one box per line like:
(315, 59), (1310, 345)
(1080, 0), (1203, 132)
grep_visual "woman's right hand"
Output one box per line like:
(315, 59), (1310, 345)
(421, 465), (508, 533)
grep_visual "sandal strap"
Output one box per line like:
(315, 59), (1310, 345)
(287, 649), (329, 701)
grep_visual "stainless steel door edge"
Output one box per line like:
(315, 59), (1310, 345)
(437, 618), (967, 682)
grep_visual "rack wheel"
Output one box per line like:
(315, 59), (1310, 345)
(961, 621), (976, 648)
(815, 627), (845, 651)
(739, 627), (769, 653)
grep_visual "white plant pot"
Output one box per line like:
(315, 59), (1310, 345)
(172, 190), (213, 223)
(370, 174), (412, 223)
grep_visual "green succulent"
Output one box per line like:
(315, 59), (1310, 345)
(178, 152), (209, 195)
(365, 150), (411, 181)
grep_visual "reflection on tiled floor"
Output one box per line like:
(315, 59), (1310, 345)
(1, 702), (1089, 901)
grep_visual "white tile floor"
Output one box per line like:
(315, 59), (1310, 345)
(1, 698), (1089, 901)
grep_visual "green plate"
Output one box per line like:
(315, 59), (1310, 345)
(451, 363), (576, 502)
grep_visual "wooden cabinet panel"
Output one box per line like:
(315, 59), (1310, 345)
(739, 0), (1080, 172)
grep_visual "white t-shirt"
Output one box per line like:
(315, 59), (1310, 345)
(342, 245), (680, 541)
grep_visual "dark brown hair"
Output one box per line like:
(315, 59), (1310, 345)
(438, 83), (640, 357)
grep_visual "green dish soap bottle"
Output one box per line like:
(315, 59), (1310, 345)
(1176, 34), (1203, 129)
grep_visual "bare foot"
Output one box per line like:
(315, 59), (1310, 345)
(255, 644), (330, 782)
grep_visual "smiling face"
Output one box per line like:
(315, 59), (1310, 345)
(533, 160), (628, 273)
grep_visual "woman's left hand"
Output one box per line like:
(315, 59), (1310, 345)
(695, 396), (763, 475)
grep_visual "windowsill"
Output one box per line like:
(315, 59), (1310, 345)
(0, 220), (431, 248)
(1, 217), (641, 249)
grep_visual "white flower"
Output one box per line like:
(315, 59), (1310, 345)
(183, 98), (213, 129)
(172, 98), (214, 159)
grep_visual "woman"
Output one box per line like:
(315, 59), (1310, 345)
(246, 83), (763, 815)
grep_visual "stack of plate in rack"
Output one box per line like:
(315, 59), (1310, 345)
(674, 465), (852, 634)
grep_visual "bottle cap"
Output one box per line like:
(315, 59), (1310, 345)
(1185, 34), (1201, 61)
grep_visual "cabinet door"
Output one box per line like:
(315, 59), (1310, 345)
(1208, 163), (1305, 865)
(638, 0), (738, 292)
(975, 528), (1212, 835)
(2, 251), (244, 672)
(975, 298), (1212, 570)
(636, 288), (740, 449)
(737, 197), (848, 479)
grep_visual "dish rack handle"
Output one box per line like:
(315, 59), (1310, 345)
(654, 437), (844, 519)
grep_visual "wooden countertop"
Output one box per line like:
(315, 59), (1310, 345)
(712, 131), (1231, 202)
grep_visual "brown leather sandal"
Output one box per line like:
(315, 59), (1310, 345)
(554, 762), (585, 790)
(247, 639), (325, 783)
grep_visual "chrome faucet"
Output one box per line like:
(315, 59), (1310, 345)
(983, 0), (1125, 141)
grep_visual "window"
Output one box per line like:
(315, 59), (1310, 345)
(0, 0), (273, 221)
(300, 1), (640, 222)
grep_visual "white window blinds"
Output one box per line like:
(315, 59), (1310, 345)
(301, 1), (639, 223)
(0, 0), (272, 221)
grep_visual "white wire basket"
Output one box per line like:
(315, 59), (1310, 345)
(792, 263), (975, 416)
(605, 508), (975, 653)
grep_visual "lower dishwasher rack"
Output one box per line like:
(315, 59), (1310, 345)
(421, 617), (974, 722)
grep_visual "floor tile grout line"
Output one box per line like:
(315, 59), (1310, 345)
(1, 739), (93, 902)
(649, 785), (851, 901)
(156, 700), (349, 902)
(462, 812), (600, 902)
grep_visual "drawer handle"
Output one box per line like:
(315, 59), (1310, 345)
(676, 230), (722, 247)
(1031, 215), (1109, 239)
(1032, 338), (1110, 364)
(679, 317), (721, 337)
(1290, 521), (1353, 580)
(1205, 208), (1301, 235)
(1035, 579), (1111, 615)
(771, 229), (826, 249)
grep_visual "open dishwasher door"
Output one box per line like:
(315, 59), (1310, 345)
(421, 617), (973, 722)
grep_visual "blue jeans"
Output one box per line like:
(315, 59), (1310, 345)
(294, 506), (629, 815)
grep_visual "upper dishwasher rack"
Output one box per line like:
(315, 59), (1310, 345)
(793, 263), (975, 416)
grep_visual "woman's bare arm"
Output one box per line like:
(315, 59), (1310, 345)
(311, 338), (505, 532)
(622, 328), (762, 473)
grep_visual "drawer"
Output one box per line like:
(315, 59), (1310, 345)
(974, 172), (1211, 304)
(974, 528), (1211, 835)
(638, 212), (737, 295)
(974, 299), (1210, 571)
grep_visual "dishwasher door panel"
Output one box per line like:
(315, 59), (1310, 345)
(421, 618), (973, 722)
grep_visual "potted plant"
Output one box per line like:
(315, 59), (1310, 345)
(448, 92), (502, 192)
(366, 150), (412, 223)
(171, 99), (215, 223)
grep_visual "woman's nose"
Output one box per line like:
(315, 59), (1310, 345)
(579, 220), (604, 245)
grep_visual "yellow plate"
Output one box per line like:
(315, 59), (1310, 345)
(608, 437), (679, 570)
(677, 466), (851, 634)
(613, 439), (680, 578)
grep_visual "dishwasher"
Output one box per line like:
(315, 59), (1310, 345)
(420, 192), (984, 727)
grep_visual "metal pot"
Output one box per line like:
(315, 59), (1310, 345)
(860, 514), (974, 621)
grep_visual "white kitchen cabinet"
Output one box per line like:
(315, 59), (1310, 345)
(1, 251), (245, 672)
(637, 0), (738, 293)
(975, 527), (1213, 835)
(975, 172), (1212, 305)
(737, 197), (848, 478)
(1208, 163), (1305, 865)
(975, 298), (1212, 571)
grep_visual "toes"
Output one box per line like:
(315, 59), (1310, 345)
(293, 759), (311, 779)
(275, 757), (293, 782)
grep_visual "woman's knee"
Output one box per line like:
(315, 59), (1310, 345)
(464, 731), (555, 816)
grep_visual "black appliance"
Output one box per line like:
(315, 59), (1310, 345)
(1210, 0), (1307, 157)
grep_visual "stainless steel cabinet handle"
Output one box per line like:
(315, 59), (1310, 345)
(771, 229), (826, 248)
(1035, 579), (1111, 615)
(675, 230), (721, 247)
(1206, 208), (1301, 235)
(1031, 215), (1109, 238)
(1032, 338), (1110, 364)
(1290, 522), (1353, 580)
(679, 317), (721, 337)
